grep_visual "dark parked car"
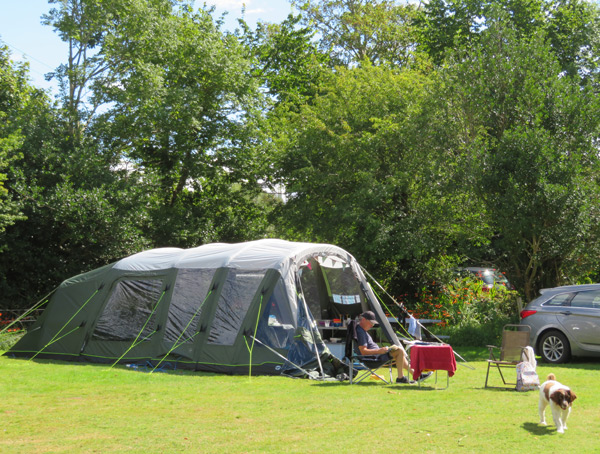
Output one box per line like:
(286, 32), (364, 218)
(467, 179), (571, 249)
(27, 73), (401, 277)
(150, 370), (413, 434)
(460, 267), (515, 291)
(520, 284), (600, 363)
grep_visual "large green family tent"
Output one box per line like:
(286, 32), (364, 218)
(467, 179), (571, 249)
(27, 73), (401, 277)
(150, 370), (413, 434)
(6, 239), (400, 377)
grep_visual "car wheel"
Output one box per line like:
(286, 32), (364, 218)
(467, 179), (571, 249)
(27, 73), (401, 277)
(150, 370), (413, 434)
(539, 330), (571, 364)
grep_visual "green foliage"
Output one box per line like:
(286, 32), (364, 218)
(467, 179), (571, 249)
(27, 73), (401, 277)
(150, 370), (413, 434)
(239, 14), (330, 107)
(292, 0), (421, 68)
(438, 12), (600, 300)
(93, 5), (272, 246)
(270, 61), (489, 296)
(436, 318), (515, 346)
(1, 155), (151, 307)
(271, 64), (433, 263)
(0, 43), (32, 234)
(412, 277), (520, 325)
(416, 0), (600, 81)
(544, 0), (600, 81)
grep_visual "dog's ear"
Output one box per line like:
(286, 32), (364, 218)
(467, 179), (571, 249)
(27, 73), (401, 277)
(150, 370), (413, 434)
(550, 390), (565, 405)
(568, 390), (577, 403)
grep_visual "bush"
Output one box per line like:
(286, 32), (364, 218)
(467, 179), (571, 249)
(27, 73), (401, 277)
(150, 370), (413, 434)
(430, 316), (519, 346)
(409, 277), (521, 346)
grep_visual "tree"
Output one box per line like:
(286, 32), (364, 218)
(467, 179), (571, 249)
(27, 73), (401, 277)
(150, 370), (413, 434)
(0, 37), (150, 309)
(439, 13), (600, 299)
(417, 0), (600, 83)
(239, 13), (330, 108)
(269, 63), (482, 293)
(42, 0), (181, 145)
(43, 0), (115, 144)
(292, 0), (420, 68)
(0, 44), (28, 236)
(544, 0), (600, 82)
(91, 4), (273, 246)
(416, 0), (486, 66)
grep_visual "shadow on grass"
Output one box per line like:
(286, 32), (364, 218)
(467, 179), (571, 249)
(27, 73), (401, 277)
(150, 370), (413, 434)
(312, 379), (448, 391)
(478, 385), (518, 392)
(522, 422), (555, 436)
(4, 354), (218, 378)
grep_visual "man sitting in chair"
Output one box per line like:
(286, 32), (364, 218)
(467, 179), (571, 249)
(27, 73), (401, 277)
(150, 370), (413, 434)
(357, 311), (432, 384)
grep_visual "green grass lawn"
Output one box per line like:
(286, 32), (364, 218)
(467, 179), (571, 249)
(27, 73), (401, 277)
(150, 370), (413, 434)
(1, 348), (599, 453)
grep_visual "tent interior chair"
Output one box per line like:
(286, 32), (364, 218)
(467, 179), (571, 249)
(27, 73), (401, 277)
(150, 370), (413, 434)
(485, 324), (531, 389)
(344, 320), (394, 384)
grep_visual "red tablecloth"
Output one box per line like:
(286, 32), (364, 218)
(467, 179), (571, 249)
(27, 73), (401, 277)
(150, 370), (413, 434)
(411, 344), (457, 381)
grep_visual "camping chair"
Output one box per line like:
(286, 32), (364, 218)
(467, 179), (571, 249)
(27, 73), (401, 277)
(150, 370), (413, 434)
(485, 324), (531, 389)
(343, 320), (394, 384)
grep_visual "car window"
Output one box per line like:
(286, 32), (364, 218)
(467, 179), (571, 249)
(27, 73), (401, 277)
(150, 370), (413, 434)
(544, 293), (573, 307)
(491, 271), (509, 284)
(479, 271), (495, 285)
(570, 290), (600, 309)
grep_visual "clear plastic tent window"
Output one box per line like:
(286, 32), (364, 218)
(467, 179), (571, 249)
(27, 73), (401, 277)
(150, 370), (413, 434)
(92, 279), (163, 341)
(164, 268), (215, 344)
(207, 269), (266, 346)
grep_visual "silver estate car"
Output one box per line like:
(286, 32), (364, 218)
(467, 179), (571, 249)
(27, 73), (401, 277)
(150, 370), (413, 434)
(520, 284), (600, 363)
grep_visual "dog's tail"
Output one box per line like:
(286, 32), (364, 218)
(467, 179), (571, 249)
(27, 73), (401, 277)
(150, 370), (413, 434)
(547, 373), (556, 381)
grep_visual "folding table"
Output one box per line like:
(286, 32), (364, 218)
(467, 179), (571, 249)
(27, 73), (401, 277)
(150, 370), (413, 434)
(410, 344), (457, 390)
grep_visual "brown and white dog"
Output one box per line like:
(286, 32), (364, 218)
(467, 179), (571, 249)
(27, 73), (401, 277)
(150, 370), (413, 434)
(539, 373), (577, 434)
